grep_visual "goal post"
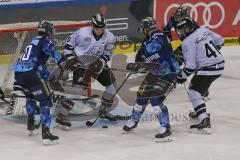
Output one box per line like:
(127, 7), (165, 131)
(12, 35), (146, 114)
(0, 21), (92, 116)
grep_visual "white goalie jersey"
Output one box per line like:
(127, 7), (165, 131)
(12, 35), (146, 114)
(64, 26), (115, 65)
(181, 27), (225, 76)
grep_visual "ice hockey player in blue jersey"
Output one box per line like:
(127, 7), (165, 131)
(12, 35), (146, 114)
(123, 17), (180, 142)
(13, 20), (66, 145)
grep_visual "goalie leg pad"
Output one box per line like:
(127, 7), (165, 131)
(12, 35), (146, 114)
(55, 99), (75, 117)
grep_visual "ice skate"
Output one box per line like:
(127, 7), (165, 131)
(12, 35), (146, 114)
(155, 126), (172, 142)
(122, 119), (138, 133)
(190, 117), (211, 134)
(55, 115), (71, 130)
(42, 124), (59, 145)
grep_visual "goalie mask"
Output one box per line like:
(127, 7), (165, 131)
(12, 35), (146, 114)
(92, 13), (106, 28)
(174, 5), (190, 22)
(139, 17), (157, 34)
(37, 20), (55, 37)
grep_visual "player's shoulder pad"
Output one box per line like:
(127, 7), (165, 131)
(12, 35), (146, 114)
(41, 35), (53, 45)
(151, 30), (164, 40)
(77, 26), (92, 35)
(105, 29), (115, 38)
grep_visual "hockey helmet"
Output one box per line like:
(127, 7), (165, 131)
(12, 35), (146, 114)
(174, 5), (190, 22)
(139, 17), (157, 33)
(92, 13), (106, 28)
(176, 17), (194, 30)
(176, 17), (195, 38)
(37, 20), (55, 35)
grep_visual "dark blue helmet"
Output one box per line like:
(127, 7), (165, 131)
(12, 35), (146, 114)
(37, 20), (55, 35)
(139, 17), (156, 33)
(91, 13), (106, 28)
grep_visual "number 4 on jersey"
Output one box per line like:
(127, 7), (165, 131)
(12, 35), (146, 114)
(205, 40), (221, 58)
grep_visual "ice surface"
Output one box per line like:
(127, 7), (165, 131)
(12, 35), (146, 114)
(0, 46), (240, 160)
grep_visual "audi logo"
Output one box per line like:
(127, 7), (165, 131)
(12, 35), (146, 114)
(164, 2), (225, 29)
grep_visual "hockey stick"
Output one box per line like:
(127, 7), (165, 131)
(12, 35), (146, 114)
(184, 82), (190, 95)
(85, 72), (132, 126)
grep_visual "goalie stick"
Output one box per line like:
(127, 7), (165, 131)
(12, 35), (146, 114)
(85, 72), (132, 127)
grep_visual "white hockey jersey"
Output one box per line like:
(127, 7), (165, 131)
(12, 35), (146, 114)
(64, 26), (115, 65)
(181, 27), (225, 76)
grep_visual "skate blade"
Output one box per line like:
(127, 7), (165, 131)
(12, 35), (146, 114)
(190, 128), (211, 134)
(43, 139), (59, 145)
(155, 136), (172, 143)
(54, 123), (70, 131)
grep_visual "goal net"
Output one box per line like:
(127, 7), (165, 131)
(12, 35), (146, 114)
(0, 21), (92, 116)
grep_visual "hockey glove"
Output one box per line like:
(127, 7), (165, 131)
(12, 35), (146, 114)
(89, 58), (105, 74)
(59, 57), (82, 71)
(126, 63), (141, 72)
(177, 72), (187, 84)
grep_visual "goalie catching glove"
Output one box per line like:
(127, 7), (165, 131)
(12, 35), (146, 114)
(89, 58), (105, 74)
(59, 57), (82, 71)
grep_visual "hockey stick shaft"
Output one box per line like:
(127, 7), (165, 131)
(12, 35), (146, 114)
(86, 72), (132, 126)
(184, 82), (190, 95)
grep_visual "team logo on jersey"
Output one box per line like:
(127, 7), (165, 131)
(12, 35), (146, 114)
(84, 37), (91, 42)
(32, 90), (43, 96)
(145, 53), (160, 63)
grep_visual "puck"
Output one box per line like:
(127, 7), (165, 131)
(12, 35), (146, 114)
(102, 125), (108, 128)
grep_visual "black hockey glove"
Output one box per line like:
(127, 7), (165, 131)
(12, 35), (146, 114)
(126, 63), (141, 72)
(89, 58), (104, 74)
(177, 72), (187, 84)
